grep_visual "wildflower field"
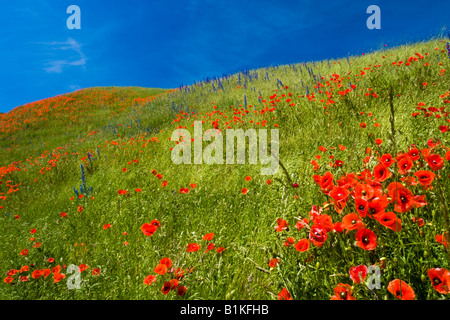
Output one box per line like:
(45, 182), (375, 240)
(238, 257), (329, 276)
(0, 39), (449, 300)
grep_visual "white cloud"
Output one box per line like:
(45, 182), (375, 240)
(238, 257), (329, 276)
(39, 38), (86, 73)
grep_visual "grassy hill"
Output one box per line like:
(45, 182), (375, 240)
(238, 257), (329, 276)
(0, 39), (449, 300)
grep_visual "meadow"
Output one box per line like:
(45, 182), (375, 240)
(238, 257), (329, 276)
(0, 39), (449, 300)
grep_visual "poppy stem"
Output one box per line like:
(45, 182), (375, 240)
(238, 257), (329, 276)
(388, 85), (397, 157)
(246, 257), (270, 274)
(270, 150), (294, 187)
(436, 177), (450, 259)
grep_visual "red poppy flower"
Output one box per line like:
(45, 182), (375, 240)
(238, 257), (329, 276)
(283, 237), (295, 247)
(295, 218), (309, 231)
(309, 226), (328, 247)
(367, 196), (389, 218)
(154, 263), (168, 275)
(118, 189), (128, 195)
(135, 188), (142, 192)
(342, 213), (364, 231)
(355, 228), (377, 250)
(202, 233), (214, 241)
(294, 239), (310, 252)
(375, 139), (383, 145)
(53, 273), (66, 283)
(309, 205), (323, 219)
(141, 223), (158, 236)
(334, 222), (344, 233)
(387, 279), (415, 300)
(414, 170), (435, 187)
(161, 281), (172, 295)
(160, 258), (172, 268)
(42, 269), (51, 278)
(407, 148), (421, 161)
(397, 154), (413, 175)
(241, 187), (248, 194)
(342, 171), (359, 185)
(320, 172), (335, 192)
(354, 183), (377, 201)
(77, 206), (83, 213)
(376, 211), (402, 232)
(331, 283), (356, 300)
(412, 217), (425, 227)
(31, 270), (42, 279)
(329, 186), (350, 203)
(20, 265), (29, 273)
(387, 182), (415, 213)
(349, 265), (368, 284)
(177, 285), (187, 296)
(400, 177), (418, 189)
(427, 268), (450, 294)
(426, 154), (444, 171)
(379, 154), (394, 168)
(92, 268), (101, 276)
(333, 199), (348, 214)
(373, 163), (392, 182)
(103, 223), (111, 230)
(143, 274), (157, 285)
(51, 265), (61, 274)
(20, 249), (28, 256)
(354, 197), (368, 218)
(313, 214), (334, 232)
(60, 212), (67, 218)
(179, 188), (190, 194)
(47, 257), (55, 263)
(150, 219), (161, 228)
(278, 287), (292, 300)
(7, 269), (18, 276)
(79, 264), (89, 272)
(245, 176), (251, 181)
(269, 258), (280, 268)
(275, 218), (289, 232)
(204, 242), (216, 253)
(436, 233), (449, 248)
(122, 168), (127, 172)
(186, 243), (201, 252)
(4, 276), (14, 284)
(312, 174), (322, 185)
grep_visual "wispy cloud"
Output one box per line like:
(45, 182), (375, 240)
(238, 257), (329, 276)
(39, 38), (86, 73)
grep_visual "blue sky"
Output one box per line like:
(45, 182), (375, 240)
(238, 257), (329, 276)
(0, 0), (449, 113)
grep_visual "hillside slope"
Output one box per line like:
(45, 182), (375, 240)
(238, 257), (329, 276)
(0, 39), (449, 300)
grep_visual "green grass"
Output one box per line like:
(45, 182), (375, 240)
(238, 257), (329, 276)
(0, 39), (449, 300)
